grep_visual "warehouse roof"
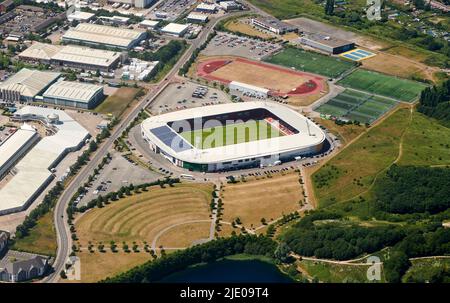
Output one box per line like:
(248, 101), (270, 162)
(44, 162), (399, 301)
(139, 19), (159, 28)
(43, 81), (103, 103)
(0, 68), (61, 98)
(161, 23), (189, 35)
(300, 33), (354, 48)
(52, 45), (121, 68)
(67, 11), (95, 22)
(0, 124), (37, 172)
(62, 23), (145, 48)
(0, 106), (89, 215)
(230, 81), (269, 94)
(187, 13), (209, 22)
(18, 42), (62, 61)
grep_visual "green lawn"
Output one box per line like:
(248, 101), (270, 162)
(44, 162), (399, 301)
(337, 69), (428, 102)
(11, 211), (57, 256)
(180, 120), (283, 149)
(265, 47), (355, 78)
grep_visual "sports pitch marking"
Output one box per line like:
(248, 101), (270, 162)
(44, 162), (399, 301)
(340, 48), (376, 61)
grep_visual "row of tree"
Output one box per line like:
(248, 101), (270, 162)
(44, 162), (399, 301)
(179, 31), (217, 76)
(418, 79), (450, 126)
(102, 235), (277, 283)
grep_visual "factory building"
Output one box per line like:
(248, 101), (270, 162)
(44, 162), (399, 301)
(195, 3), (217, 13)
(62, 23), (147, 50)
(229, 81), (269, 98)
(0, 68), (61, 103)
(0, 124), (39, 179)
(299, 34), (355, 54)
(161, 23), (190, 37)
(18, 42), (122, 72)
(251, 17), (297, 35)
(42, 81), (104, 109)
(67, 11), (96, 23)
(139, 19), (160, 29)
(186, 13), (209, 23)
(219, 1), (240, 11)
(107, 0), (156, 9)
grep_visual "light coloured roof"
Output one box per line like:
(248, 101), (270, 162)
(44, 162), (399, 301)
(140, 19), (159, 27)
(141, 101), (326, 164)
(0, 124), (37, 171)
(43, 81), (103, 103)
(62, 23), (145, 48)
(187, 13), (209, 21)
(18, 42), (62, 61)
(0, 106), (89, 214)
(67, 11), (95, 21)
(161, 23), (189, 35)
(52, 45), (121, 68)
(196, 3), (217, 10)
(0, 68), (61, 98)
(230, 81), (269, 94)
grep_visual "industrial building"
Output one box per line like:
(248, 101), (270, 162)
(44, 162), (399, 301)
(41, 81), (104, 109)
(107, 0), (156, 9)
(67, 11), (95, 23)
(141, 101), (326, 172)
(229, 81), (269, 98)
(299, 34), (355, 54)
(251, 17), (298, 35)
(0, 106), (89, 216)
(62, 23), (147, 50)
(186, 13), (209, 23)
(161, 23), (190, 37)
(98, 15), (130, 26)
(219, 1), (240, 11)
(19, 43), (122, 72)
(0, 68), (61, 103)
(195, 3), (217, 13)
(139, 19), (160, 29)
(0, 124), (39, 179)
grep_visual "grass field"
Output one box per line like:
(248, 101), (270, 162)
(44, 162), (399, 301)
(337, 69), (428, 102)
(11, 211), (57, 256)
(297, 259), (386, 283)
(313, 118), (365, 145)
(316, 89), (398, 124)
(220, 172), (302, 233)
(312, 107), (411, 207)
(403, 258), (450, 283)
(75, 183), (213, 246)
(95, 87), (142, 118)
(180, 120), (283, 149)
(312, 107), (450, 208)
(225, 19), (273, 39)
(265, 47), (356, 78)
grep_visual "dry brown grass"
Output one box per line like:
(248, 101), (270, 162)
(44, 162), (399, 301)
(220, 173), (303, 230)
(225, 20), (273, 39)
(155, 221), (211, 248)
(361, 52), (437, 82)
(313, 118), (366, 146)
(75, 183), (213, 247)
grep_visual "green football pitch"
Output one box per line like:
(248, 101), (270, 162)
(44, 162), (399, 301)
(180, 120), (284, 149)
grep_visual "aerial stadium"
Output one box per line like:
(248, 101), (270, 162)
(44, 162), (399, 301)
(141, 101), (327, 172)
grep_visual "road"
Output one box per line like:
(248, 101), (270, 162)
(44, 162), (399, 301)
(44, 12), (247, 283)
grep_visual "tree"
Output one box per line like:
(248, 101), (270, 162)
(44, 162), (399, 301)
(325, 0), (335, 15)
(274, 242), (291, 263)
(384, 251), (411, 283)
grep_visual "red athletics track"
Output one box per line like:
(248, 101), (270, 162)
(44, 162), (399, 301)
(196, 57), (324, 97)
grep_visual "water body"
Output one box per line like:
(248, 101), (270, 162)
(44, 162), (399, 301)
(159, 258), (294, 283)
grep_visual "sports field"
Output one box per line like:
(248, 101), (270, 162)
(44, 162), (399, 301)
(265, 47), (356, 78)
(180, 120), (283, 149)
(316, 89), (398, 124)
(196, 56), (325, 97)
(337, 69), (428, 102)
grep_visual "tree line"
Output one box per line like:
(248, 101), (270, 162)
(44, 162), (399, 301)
(101, 235), (277, 283)
(418, 79), (450, 126)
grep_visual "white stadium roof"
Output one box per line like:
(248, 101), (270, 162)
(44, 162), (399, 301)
(62, 23), (145, 49)
(230, 81), (269, 94)
(0, 68), (61, 99)
(43, 81), (103, 103)
(0, 106), (89, 215)
(141, 101), (326, 164)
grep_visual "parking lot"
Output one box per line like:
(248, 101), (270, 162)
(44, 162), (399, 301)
(201, 33), (282, 60)
(148, 0), (197, 21)
(147, 81), (232, 115)
(76, 151), (161, 207)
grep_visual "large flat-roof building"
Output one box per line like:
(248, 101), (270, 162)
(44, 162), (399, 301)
(195, 3), (217, 13)
(0, 68), (61, 103)
(0, 106), (89, 216)
(42, 81), (104, 109)
(299, 33), (355, 54)
(229, 81), (269, 98)
(0, 124), (39, 179)
(67, 11), (95, 23)
(108, 0), (156, 9)
(62, 23), (147, 50)
(251, 17), (298, 35)
(186, 13), (209, 24)
(19, 42), (122, 72)
(161, 23), (189, 37)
